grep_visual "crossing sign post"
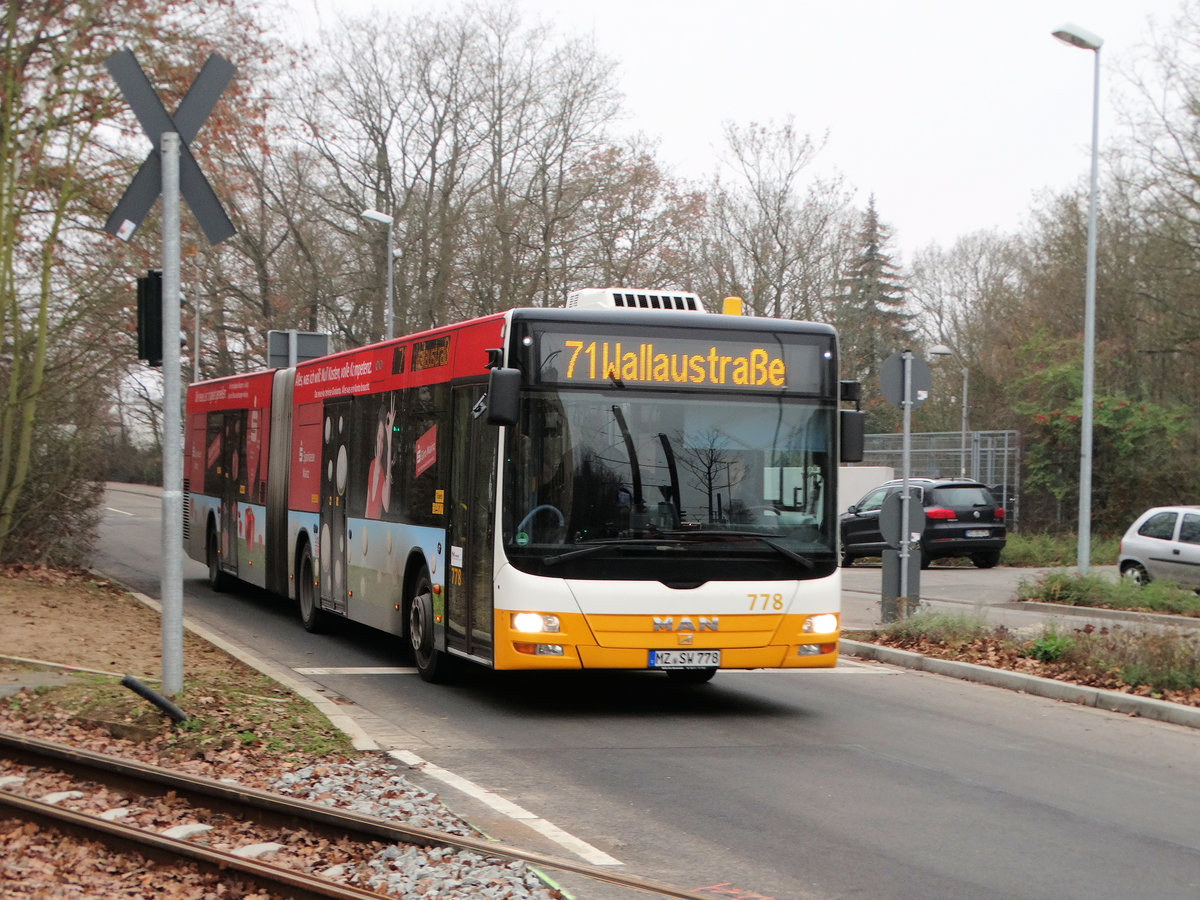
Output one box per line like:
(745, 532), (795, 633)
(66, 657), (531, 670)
(106, 49), (237, 697)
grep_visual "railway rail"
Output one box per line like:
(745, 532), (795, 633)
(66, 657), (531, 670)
(0, 730), (710, 899)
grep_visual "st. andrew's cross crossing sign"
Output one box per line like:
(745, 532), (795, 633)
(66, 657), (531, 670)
(104, 49), (236, 246)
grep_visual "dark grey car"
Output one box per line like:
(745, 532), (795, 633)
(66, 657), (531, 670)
(839, 478), (1007, 568)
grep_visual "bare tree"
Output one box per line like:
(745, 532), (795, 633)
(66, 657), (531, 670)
(690, 119), (854, 320)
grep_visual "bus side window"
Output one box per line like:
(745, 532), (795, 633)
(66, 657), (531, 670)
(402, 383), (448, 526)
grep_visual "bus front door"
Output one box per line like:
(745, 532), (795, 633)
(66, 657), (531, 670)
(446, 386), (497, 663)
(319, 399), (352, 616)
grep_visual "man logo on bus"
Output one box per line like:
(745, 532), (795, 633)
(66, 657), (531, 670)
(652, 616), (719, 632)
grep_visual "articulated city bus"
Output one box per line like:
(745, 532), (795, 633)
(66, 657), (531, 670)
(183, 289), (864, 683)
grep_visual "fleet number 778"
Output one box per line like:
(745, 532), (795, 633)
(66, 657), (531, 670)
(748, 593), (784, 611)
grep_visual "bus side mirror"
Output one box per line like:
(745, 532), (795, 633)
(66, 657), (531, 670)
(840, 409), (865, 463)
(486, 367), (521, 426)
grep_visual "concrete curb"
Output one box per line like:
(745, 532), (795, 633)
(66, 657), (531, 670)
(1012, 600), (1200, 630)
(840, 639), (1200, 730)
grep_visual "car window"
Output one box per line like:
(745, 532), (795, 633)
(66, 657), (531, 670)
(1180, 513), (1200, 545)
(930, 486), (995, 507)
(1138, 511), (1178, 541)
(856, 488), (888, 512)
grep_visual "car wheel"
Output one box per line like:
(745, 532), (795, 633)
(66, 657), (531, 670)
(1121, 562), (1150, 586)
(918, 544), (931, 569)
(971, 550), (1001, 569)
(840, 545), (854, 567)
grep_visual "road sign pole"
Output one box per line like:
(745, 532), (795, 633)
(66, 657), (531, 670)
(161, 133), (184, 696)
(898, 351), (912, 619)
(879, 349), (926, 622)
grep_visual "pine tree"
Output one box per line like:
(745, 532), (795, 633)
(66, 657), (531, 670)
(834, 196), (914, 389)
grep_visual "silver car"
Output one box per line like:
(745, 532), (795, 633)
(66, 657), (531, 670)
(1117, 506), (1200, 587)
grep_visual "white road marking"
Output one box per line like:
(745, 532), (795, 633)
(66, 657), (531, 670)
(387, 749), (623, 867)
(291, 667), (417, 672)
(293, 666), (417, 675)
(105, 507), (135, 517)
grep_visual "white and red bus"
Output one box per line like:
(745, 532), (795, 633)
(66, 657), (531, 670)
(184, 289), (864, 683)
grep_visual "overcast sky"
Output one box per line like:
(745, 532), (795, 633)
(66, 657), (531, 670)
(298, 0), (1184, 261)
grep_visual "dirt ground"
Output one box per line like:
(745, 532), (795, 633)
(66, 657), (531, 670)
(0, 568), (232, 684)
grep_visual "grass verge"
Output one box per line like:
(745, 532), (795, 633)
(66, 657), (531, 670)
(2, 668), (357, 763)
(1017, 570), (1200, 618)
(1000, 532), (1120, 567)
(848, 611), (1200, 701)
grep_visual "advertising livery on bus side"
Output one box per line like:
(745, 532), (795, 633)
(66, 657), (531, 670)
(183, 288), (864, 683)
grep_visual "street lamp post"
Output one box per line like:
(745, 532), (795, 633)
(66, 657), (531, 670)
(928, 345), (969, 478)
(1053, 22), (1103, 575)
(361, 208), (394, 340)
(958, 366), (969, 478)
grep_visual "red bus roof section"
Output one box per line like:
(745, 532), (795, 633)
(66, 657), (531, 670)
(291, 312), (507, 404)
(186, 368), (275, 412)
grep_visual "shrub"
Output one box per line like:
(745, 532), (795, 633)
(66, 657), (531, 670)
(1024, 628), (1074, 662)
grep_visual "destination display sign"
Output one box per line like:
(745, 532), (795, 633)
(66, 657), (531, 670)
(534, 327), (826, 393)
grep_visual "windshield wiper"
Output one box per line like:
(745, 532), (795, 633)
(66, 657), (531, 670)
(666, 529), (816, 569)
(543, 531), (816, 569)
(543, 537), (686, 567)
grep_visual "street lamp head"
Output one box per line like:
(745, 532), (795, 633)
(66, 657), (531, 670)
(1052, 23), (1103, 52)
(361, 208), (394, 226)
(928, 344), (953, 359)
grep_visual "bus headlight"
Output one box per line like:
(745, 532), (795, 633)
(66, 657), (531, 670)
(512, 613), (560, 634)
(803, 613), (839, 634)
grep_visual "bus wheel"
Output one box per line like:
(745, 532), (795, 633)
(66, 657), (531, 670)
(666, 668), (717, 685)
(297, 542), (326, 633)
(206, 525), (230, 592)
(408, 566), (452, 683)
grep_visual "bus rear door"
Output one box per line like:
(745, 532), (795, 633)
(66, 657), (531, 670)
(319, 398), (352, 617)
(207, 410), (245, 581)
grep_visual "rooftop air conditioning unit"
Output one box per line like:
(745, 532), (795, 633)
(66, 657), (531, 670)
(566, 288), (707, 313)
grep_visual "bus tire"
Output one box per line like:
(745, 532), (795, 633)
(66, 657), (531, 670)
(206, 524), (231, 593)
(297, 541), (327, 634)
(408, 565), (453, 683)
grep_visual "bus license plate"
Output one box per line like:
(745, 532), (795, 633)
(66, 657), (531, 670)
(649, 650), (720, 669)
(965, 529), (990, 538)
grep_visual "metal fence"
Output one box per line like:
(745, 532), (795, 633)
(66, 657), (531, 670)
(855, 430), (1023, 531)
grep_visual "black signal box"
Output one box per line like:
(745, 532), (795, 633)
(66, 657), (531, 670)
(137, 269), (163, 366)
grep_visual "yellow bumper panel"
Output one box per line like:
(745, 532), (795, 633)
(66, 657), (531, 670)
(491, 611), (839, 671)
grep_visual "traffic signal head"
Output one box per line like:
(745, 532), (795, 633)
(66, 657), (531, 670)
(137, 270), (162, 366)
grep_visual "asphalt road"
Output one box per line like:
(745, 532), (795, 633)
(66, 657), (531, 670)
(96, 485), (1200, 900)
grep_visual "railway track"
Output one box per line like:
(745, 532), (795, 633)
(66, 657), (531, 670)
(0, 731), (710, 899)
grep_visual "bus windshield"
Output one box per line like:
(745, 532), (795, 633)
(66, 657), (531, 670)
(501, 388), (837, 582)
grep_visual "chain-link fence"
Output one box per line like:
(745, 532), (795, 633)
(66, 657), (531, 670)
(851, 430), (1023, 531)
